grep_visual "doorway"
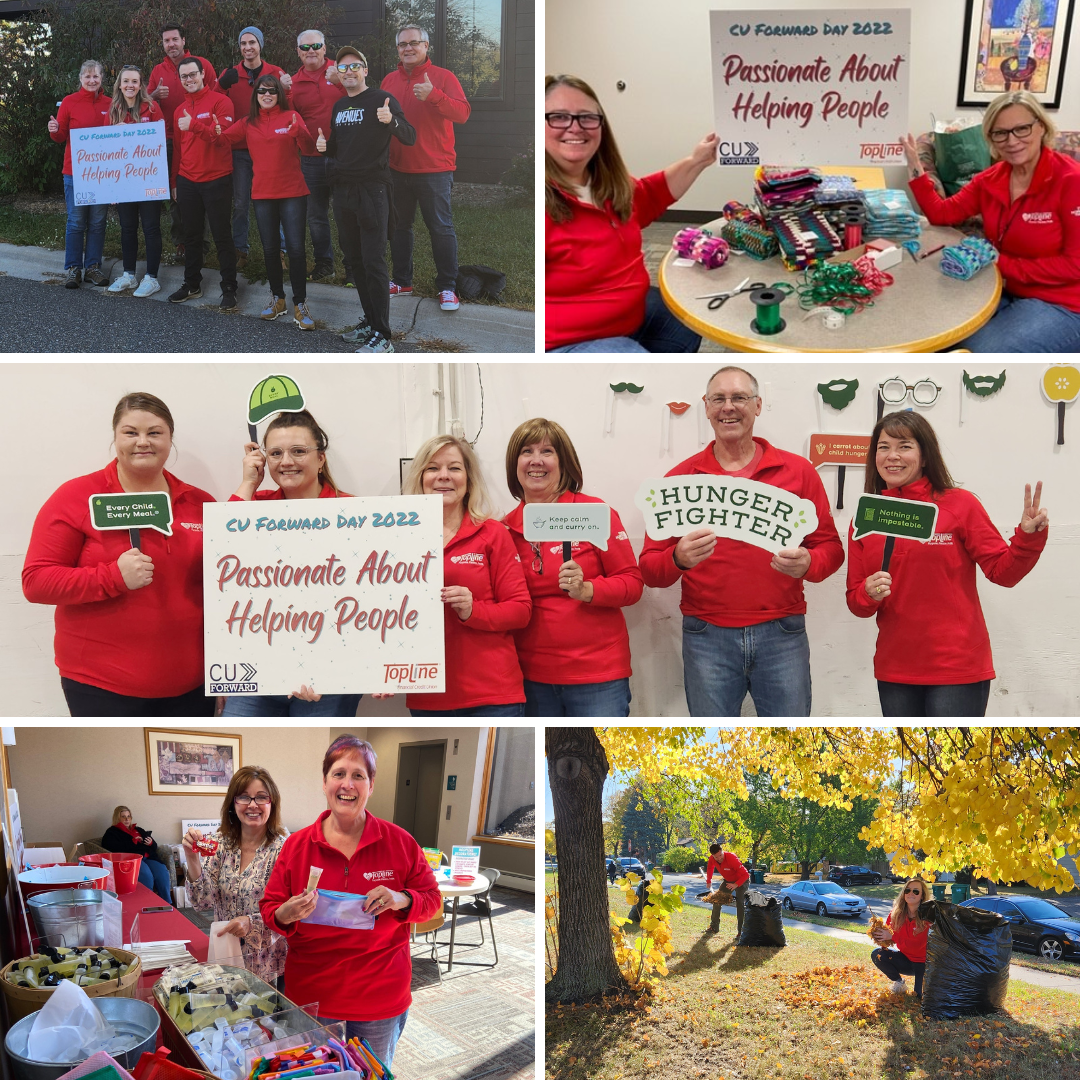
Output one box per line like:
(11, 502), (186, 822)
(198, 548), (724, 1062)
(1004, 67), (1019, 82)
(393, 741), (446, 848)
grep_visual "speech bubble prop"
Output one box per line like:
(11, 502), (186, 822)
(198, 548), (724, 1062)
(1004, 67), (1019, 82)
(247, 374), (306, 442)
(89, 491), (173, 549)
(809, 434), (871, 511)
(853, 493), (938, 570)
(817, 378), (859, 410)
(1041, 365), (1080, 445)
(523, 503), (611, 563)
(636, 476), (817, 554)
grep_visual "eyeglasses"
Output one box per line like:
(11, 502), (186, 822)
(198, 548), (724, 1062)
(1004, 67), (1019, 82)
(257, 87), (278, 96)
(234, 794), (272, 806)
(297, 42), (324, 51)
(179, 72), (201, 82)
(705, 394), (756, 408)
(397, 39), (426, 48)
(904, 887), (923, 895)
(545, 112), (604, 131)
(988, 121), (1039, 144)
(267, 445), (317, 460)
(879, 378), (941, 406)
(529, 542), (544, 575)
(337, 62), (365, 72)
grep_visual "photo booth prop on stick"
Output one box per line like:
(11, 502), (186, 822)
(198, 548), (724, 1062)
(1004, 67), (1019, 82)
(814, 378), (861, 507)
(88, 491), (173, 551)
(605, 382), (644, 434)
(523, 502), (610, 564)
(959, 369), (1005, 425)
(877, 376), (941, 420)
(809, 434), (871, 510)
(247, 374), (307, 443)
(1041, 365), (1079, 445)
(854, 492), (939, 572)
(662, 401), (693, 456)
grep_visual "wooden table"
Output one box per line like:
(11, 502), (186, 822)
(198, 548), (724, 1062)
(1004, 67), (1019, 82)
(659, 223), (1001, 352)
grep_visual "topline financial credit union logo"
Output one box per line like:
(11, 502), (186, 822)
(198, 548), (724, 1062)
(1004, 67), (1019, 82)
(717, 139), (759, 165)
(209, 662), (258, 693)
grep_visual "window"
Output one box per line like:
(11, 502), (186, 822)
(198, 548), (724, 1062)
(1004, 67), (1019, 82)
(475, 728), (534, 844)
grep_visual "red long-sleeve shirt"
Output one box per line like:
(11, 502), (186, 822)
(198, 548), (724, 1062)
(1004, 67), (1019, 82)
(639, 439), (844, 627)
(845, 477), (1046, 685)
(148, 52), (217, 138)
(21, 460), (214, 698)
(51, 88), (112, 176)
(706, 852), (749, 889)
(380, 60), (470, 173)
(406, 516), (531, 712)
(171, 86), (235, 184)
(546, 170), (675, 350)
(886, 912), (928, 964)
(207, 106), (316, 199)
(503, 492), (643, 684)
(260, 811), (441, 1022)
(290, 60), (346, 154)
(909, 146), (1080, 313)
(214, 60), (290, 121)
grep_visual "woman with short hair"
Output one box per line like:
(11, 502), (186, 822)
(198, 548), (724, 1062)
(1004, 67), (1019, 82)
(870, 877), (930, 999)
(101, 805), (172, 901)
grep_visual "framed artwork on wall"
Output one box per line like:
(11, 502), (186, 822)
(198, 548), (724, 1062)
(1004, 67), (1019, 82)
(144, 729), (241, 796)
(958, 0), (1076, 108)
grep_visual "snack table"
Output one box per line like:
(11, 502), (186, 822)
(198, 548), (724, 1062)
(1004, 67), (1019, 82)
(435, 869), (489, 972)
(120, 883), (209, 990)
(659, 223), (1001, 352)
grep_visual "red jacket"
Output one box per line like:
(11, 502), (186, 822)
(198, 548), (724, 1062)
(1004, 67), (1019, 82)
(380, 60), (470, 173)
(845, 477), (1046, 685)
(503, 492), (643, 684)
(909, 147), (1080, 313)
(546, 170), (675, 350)
(406, 516), (531, 712)
(112, 100), (163, 125)
(214, 61), (290, 122)
(148, 52), (217, 138)
(209, 106), (316, 199)
(290, 60), (346, 154)
(51, 88), (112, 176)
(230, 481), (344, 502)
(886, 912), (928, 964)
(706, 852), (749, 890)
(260, 811), (441, 1022)
(21, 459), (214, 698)
(639, 439), (844, 627)
(171, 86), (235, 184)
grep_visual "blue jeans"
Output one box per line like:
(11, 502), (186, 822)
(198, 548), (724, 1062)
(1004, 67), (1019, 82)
(138, 858), (172, 902)
(222, 693), (361, 717)
(681, 614), (811, 717)
(231, 148), (254, 253)
(958, 292), (1080, 352)
(390, 169), (458, 291)
(524, 678), (631, 717)
(63, 174), (108, 271)
(314, 1010), (408, 1069)
(409, 703), (525, 717)
(871, 947), (924, 998)
(549, 287), (701, 353)
(254, 196), (308, 303)
(301, 155), (349, 273)
(877, 680), (989, 718)
(118, 200), (163, 276)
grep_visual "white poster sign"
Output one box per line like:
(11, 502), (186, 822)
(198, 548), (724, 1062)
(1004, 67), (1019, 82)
(70, 121), (169, 205)
(203, 496), (445, 695)
(181, 819), (221, 838)
(710, 9), (911, 166)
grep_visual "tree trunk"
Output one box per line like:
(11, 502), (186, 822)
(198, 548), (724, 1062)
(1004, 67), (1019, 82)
(546, 728), (628, 1003)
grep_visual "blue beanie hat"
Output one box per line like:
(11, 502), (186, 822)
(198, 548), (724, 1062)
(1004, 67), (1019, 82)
(239, 26), (264, 49)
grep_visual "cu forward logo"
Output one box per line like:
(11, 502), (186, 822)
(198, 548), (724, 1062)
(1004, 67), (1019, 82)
(209, 662), (258, 693)
(716, 140), (759, 165)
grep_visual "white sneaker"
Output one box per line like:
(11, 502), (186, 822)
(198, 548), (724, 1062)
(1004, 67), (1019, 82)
(889, 979), (907, 995)
(133, 275), (161, 298)
(108, 271), (137, 293)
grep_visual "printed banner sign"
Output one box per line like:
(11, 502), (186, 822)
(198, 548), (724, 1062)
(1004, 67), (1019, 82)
(710, 9), (911, 165)
(70, 121), (168, 205)
(853, 493), (938, 541)
(522, 503), (611, 550)
(808, 433), (871, 467)
(635, 476), (818, 553)
(450, 845), (481, 880)
(89, 491), (173, 535)
(202, 495), (444, 696)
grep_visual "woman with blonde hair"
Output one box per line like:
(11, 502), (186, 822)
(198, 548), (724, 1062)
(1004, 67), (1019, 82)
(101, 806), (172, 900)
(545, 72), (717, 352)
(182, 765), (288, 985)
(401, 435), (530, 715)
(900, 89), (1080, 351)
(870, 877), (930, 998)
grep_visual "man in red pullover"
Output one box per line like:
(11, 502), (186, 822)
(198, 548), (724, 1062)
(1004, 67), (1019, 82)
(639, 366), (843, 717)
(705, 842), (750, 935)
(381, 24), (471, 312)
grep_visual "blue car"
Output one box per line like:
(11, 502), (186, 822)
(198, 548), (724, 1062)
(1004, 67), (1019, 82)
(781, 880), (867, 917)
(960, 895), (1080, 962)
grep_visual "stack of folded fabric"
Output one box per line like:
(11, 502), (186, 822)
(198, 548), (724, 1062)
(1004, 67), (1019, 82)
(862, 189), (921, 241)
(772, 209), (843, 271)
(753, 165), (822, 219)
(814, 174), (864, 206)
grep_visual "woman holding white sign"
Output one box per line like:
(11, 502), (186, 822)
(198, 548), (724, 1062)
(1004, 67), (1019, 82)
(106, 65), (166, 298)
(22, 392), (215, 716)
(223, 408), (361, 717)
(402, 435), (531, 716)
(846, 411), (1048, 717)
(502, 418), (643, 716)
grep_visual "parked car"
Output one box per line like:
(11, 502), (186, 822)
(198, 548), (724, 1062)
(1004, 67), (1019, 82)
(828, 865), (882, 886)
(960, 896), (1080, 962)
(618, 857), (648, 875)
(781, 880), (868, 917)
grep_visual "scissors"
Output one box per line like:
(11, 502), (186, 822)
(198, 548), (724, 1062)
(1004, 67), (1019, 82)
(696, 277), (766, 310)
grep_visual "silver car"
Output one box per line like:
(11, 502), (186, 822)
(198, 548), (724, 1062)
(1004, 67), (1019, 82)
(781, 880), (867, 917)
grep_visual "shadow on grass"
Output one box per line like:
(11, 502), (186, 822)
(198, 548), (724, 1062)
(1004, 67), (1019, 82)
(673, 931), (788, 981)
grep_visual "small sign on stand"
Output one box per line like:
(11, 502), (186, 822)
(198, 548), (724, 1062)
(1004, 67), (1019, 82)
(808, 433), (871, 510)
(88, 491), (173, 551)
(853, 493), (939, 571)
(522, 503), (610, 564)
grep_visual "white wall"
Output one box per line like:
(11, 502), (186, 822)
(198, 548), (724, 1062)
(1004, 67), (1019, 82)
(2, 361), (1077, 717)
(546, 0), (1080, 212)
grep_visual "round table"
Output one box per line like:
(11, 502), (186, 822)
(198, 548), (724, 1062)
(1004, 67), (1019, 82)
(659, 223), (1001, 352)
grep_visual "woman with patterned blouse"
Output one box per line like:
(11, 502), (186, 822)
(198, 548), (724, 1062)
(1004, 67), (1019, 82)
(183, 764), (288, 984)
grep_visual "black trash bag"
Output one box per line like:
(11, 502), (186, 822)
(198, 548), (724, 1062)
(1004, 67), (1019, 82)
(921, 901), (1011, 1019)
(456, 263), (507, 302)
(629, 879), (647, 923)
(737, 896), (786, 948)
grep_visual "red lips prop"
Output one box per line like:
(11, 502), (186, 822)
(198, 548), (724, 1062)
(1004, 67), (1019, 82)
(666, 402), (691, 415)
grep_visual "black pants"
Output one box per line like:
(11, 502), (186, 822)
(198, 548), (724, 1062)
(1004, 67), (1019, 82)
(118, 200), (162, 276)
(877, 680), (990, 717)
(254, 196), (308, 303)
(710, 881), (749, 933)
(61, 677), (214, 717)
(332, 180), (391, 338)
(176, 173), (237, 291)
(871, 947), (924, 997)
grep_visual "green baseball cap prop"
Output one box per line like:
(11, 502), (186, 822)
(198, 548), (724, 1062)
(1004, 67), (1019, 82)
(88, 491), (173, 551)
(247, 374), (306, 443)
(523, 503), (610, 564)
(1041, 365), (1080, 446)
(635, 476), (817, 554)
(853, 493), (939, 573)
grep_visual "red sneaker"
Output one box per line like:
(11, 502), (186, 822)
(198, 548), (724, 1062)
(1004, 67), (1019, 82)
(388, 282), (413, 297)
(439, 289), (460, 311)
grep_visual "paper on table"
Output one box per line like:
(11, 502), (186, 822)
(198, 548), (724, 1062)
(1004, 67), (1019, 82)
(207, 921), (245, 968)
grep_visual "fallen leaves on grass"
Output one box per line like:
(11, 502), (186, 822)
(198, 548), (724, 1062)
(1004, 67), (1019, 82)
(769, 964), (901, 1023)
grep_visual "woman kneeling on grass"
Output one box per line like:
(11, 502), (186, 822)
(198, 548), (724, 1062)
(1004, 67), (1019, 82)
(870, 877), (929, 999)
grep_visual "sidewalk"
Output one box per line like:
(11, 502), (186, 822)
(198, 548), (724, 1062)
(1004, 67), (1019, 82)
(0, 242), (534, 354)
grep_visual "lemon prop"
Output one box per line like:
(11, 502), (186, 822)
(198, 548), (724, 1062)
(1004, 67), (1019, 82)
(247, 374), (306, 442)
(1041, 365), (1080, 445)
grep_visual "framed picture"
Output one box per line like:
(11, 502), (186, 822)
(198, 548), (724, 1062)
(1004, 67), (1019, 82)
(958, 0), (1076, 108)
(144, 729), (241, 796)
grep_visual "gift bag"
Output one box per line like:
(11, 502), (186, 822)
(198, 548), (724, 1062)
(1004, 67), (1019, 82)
(207, 921), (245, 967)
(303, 889), (376, 930)
(935, 123), (992, 196)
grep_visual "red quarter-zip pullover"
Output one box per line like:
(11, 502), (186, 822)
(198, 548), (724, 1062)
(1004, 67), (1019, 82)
(148, 52), (217, 138)
(208, 106), (316, 199)
(380, 59), (470, 173)
(22, 459), (214, 698)
(171, 85), (235, 184)
(52, 87), (112, 175)
(229, 481), (345, 502)
(215, 60), (291, 118)
(290, 60), (346, 151)
(706, 851), (750, 889)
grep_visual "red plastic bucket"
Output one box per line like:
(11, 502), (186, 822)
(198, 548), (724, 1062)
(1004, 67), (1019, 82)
(78, 854), (105, 868)
(113, 855), (142, 894)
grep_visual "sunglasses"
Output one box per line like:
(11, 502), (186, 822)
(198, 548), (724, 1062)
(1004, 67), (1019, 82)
(257, 87), (278, 96)
(337, 62), (365, 72)
(298, 42), (324, 51)
(904, 887), (923, 895)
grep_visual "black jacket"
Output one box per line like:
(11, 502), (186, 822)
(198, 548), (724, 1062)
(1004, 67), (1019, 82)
(102, 824), (164, 862)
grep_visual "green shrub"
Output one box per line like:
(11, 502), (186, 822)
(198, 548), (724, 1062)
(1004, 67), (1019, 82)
(661, 846), (704, 874)
(0, 22), (61, 194)
(501, 141), (533, 197)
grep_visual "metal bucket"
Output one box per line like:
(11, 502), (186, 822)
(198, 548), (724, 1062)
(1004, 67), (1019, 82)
(4, 996), (159, 1080)
(26, 888), (118, 948)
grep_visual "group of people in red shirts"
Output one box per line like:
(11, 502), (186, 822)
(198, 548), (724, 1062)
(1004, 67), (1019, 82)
(50, 21), (471, 352)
